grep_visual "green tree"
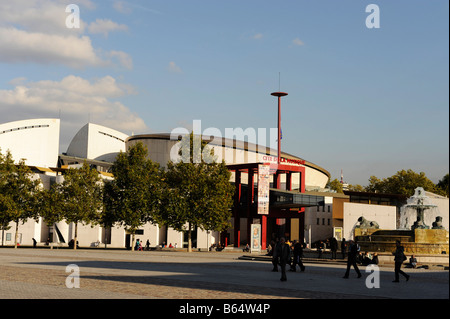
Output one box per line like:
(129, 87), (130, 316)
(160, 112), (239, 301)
(0, 194), (15, 246)
(347, 184), (365, 192)
(328, 178), (344, 193)
(160, 133), (234, 252)
(57, 162), (103, 250)
(0, 149), (40, 248)
(364, 169), (441, 196)
(100, 180), (120, 249)
(35, 185), (63, 248)
(105, 142), (163, 251)
(0, 150), (14, 245)
(436, 174), (449, 197)
(365, 175), (383, 193)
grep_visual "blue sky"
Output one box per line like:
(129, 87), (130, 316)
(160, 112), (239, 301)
(0, 0), (448, 185)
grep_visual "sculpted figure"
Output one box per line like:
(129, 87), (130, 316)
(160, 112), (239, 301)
(356, 216), (379, 229)
(432, 216), (444, 230)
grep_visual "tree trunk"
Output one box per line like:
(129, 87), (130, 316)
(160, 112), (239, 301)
(188, 223), (192, 252)
(14, 220), (19, 249)
(131, 232), (135, 251)
(73, 222), (78, 250)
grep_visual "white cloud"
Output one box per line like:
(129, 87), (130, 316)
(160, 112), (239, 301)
(108, 51), (134, 70)
(0, 0), (91, 35)
(168, 61), (183, 74)
(292, 38), (305, 46)
(112, 1), (162, 15)
(0, 27), (103, 68)
(253, 33), (263, 40)
(0, 0), (132, 69)
(0, 75), (147, 146)
(88, 19), (128, 37)
(113, 1), (132, 14)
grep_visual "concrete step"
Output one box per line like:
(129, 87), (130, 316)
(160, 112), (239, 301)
(238, 254), (449, 270)
(238, 254), (347, 265)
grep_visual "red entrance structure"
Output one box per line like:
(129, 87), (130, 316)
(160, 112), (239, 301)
(226, 161), (324, 250)
(221, 90), (324, 250)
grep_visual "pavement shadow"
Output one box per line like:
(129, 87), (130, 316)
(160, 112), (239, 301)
(17, 259), (374, 299)
(17, 259), (449, 299)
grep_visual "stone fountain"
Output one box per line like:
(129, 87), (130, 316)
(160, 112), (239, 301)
(400, 187), (441, 230)
(355, 187), (449, 255)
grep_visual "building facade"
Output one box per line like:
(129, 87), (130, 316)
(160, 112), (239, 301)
(0, 119), (331, 250)
(0, 118), (60, 168)
(2, 119), (448, 250)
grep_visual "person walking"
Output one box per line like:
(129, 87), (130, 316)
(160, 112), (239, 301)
(341, 238), (347, 259)
(271, 238), (279, 272)
(393, 240), (410, 282)
(290, 240), (306, 272)
(343, 240), (362, 279)
(330, 237), (338, 260)
(135, 238), (140, 251)
(273, 237), (291, 281)
(317, 240), (324, 258)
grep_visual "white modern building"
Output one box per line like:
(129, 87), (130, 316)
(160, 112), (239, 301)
(126, 133), (330, 192)
(66, 123), (128, 163)
(0, 118), (60, 168)
(2, 119), (449, 251)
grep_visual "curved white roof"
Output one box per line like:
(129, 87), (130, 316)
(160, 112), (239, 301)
(0, 118), (60, 168)
(66, 123), (128, 162)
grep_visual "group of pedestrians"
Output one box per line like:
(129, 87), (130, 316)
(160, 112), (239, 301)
(134, 239), (152, 251)
(343, 239), (410, 282)
(271, 237), (410, 283)
(271, 238), (306, 281)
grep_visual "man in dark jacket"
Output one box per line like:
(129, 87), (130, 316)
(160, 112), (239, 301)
(343, 240), (362, 279)
(330, 237), (338, 260)
(273, 237), (291, 281)
(393, 240), (410, 282)
(290, 240), (306, 272)
(341, 238), (347, 259)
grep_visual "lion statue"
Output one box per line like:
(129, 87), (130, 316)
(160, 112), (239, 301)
(356, 216), (380, 229)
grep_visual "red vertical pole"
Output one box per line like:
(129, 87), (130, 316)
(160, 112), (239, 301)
(286, 172), (292, 191)
(269, 92), (287, 251)
(277, 96), (281, 165)
(234, 170), (241, 248)
(237, 231), (240, 249)
(271, 91), (287, 164)
(247, 170), (254, 247)
(261, 215), (267, 250)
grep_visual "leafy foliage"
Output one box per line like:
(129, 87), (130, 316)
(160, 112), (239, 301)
(365, 169), (445, 196)
(56, 162), (103, 249)
(104, 142), (163, 250)
(159, 133), (234, 251)
(0, 149), (40, 247)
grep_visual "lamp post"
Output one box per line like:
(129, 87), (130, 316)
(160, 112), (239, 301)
(270, 91), (288, 164)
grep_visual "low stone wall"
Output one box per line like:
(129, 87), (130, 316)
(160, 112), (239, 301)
(415, 229), (449, 244)
(356, 228), (449, 254)
(376, 253), (449, 266)
(359, 241), (449, 255)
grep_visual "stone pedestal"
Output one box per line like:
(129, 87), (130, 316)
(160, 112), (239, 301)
(414, 229), (448, 244)
(355, 228), (449, 255)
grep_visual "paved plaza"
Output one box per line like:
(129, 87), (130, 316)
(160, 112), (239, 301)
(0, 248), (448, 302)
